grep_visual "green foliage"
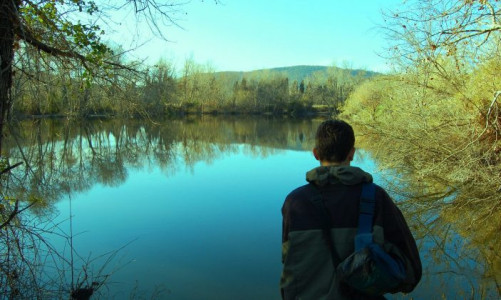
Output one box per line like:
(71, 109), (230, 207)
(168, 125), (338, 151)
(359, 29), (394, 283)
(19, 0), (112, 65)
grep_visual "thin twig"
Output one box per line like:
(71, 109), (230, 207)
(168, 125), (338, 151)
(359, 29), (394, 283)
(0, 161), (23, 175)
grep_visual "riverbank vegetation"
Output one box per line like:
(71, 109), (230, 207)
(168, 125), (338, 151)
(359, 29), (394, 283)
(341, 0), (501, 293)
(11, 57), (370, 118)
(343, 0), (500, 211)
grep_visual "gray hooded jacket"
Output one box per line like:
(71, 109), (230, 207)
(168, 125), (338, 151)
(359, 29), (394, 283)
(280, 166), (421, 300)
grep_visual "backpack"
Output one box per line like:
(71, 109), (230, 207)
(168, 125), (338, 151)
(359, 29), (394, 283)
(309, 183), (406, 296)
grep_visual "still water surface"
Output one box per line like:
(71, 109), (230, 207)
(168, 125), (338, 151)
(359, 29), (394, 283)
(5, 117), (499, 299)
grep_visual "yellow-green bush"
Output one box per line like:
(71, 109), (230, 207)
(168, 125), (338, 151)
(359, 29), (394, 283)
(341, 59), (500, 211)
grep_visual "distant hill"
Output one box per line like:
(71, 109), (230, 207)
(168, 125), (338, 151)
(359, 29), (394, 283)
(215, 65), (379, 86)
(254, 65), (330, 83)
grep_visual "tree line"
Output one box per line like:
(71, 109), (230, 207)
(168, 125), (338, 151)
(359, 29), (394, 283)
(10, 55), (368, 118)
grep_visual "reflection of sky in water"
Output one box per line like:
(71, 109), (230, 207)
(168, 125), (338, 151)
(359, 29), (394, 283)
(53, 146), (498, 299)
(56, 146), (316, 299)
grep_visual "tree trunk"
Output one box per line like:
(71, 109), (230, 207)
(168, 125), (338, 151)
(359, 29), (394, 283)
(0, 0), (16, 153)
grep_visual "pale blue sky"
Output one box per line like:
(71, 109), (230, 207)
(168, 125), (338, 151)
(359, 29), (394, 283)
(110, 0), (403, 72)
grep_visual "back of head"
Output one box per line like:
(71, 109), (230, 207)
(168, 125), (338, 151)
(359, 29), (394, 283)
(315, 119), (355, 163)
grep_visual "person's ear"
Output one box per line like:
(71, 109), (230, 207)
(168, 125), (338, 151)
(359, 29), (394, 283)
(313, 148), (320, 161)
(347, 147), (355, 161)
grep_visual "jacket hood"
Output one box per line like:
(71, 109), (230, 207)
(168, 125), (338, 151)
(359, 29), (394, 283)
(306, 165), (373, 187)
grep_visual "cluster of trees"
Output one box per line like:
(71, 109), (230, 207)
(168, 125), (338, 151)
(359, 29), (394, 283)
(343, 0), (501, 206)
(10, 56), (368, 118)
(11, 48), (132, 117)
(2, 0), (370, 127)
(226, 66), (363, 115)
(341, 0), (501, 289)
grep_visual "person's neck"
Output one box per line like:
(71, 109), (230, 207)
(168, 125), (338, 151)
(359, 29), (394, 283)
(320, 160), (351, 167)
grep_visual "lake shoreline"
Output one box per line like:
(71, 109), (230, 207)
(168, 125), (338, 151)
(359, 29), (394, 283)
(10, 105), (335, 121)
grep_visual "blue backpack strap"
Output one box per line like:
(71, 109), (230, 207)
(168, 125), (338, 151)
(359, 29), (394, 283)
(355, 183), (376, 250)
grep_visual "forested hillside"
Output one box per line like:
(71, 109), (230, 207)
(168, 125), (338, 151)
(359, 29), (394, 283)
(215, 65), (331, 84)
(216, 65), (377, 87)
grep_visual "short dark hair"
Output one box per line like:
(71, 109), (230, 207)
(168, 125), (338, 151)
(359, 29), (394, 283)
(315, 119), (355, 163)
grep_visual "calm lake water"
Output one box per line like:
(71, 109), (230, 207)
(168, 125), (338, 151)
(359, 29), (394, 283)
(3, 116), (499, 299)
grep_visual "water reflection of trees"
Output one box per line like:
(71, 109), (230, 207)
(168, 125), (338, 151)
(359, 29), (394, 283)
(403, 203), (500, 299)
(3, 116), (320, 206)
(374, 162), (501, 299)
(1, 116), (321, 297)
(5, 116), (498, 298)
(441, 201), (501, 297)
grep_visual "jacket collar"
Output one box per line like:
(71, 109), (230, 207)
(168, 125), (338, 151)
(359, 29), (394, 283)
(306, 165), (373, 187)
